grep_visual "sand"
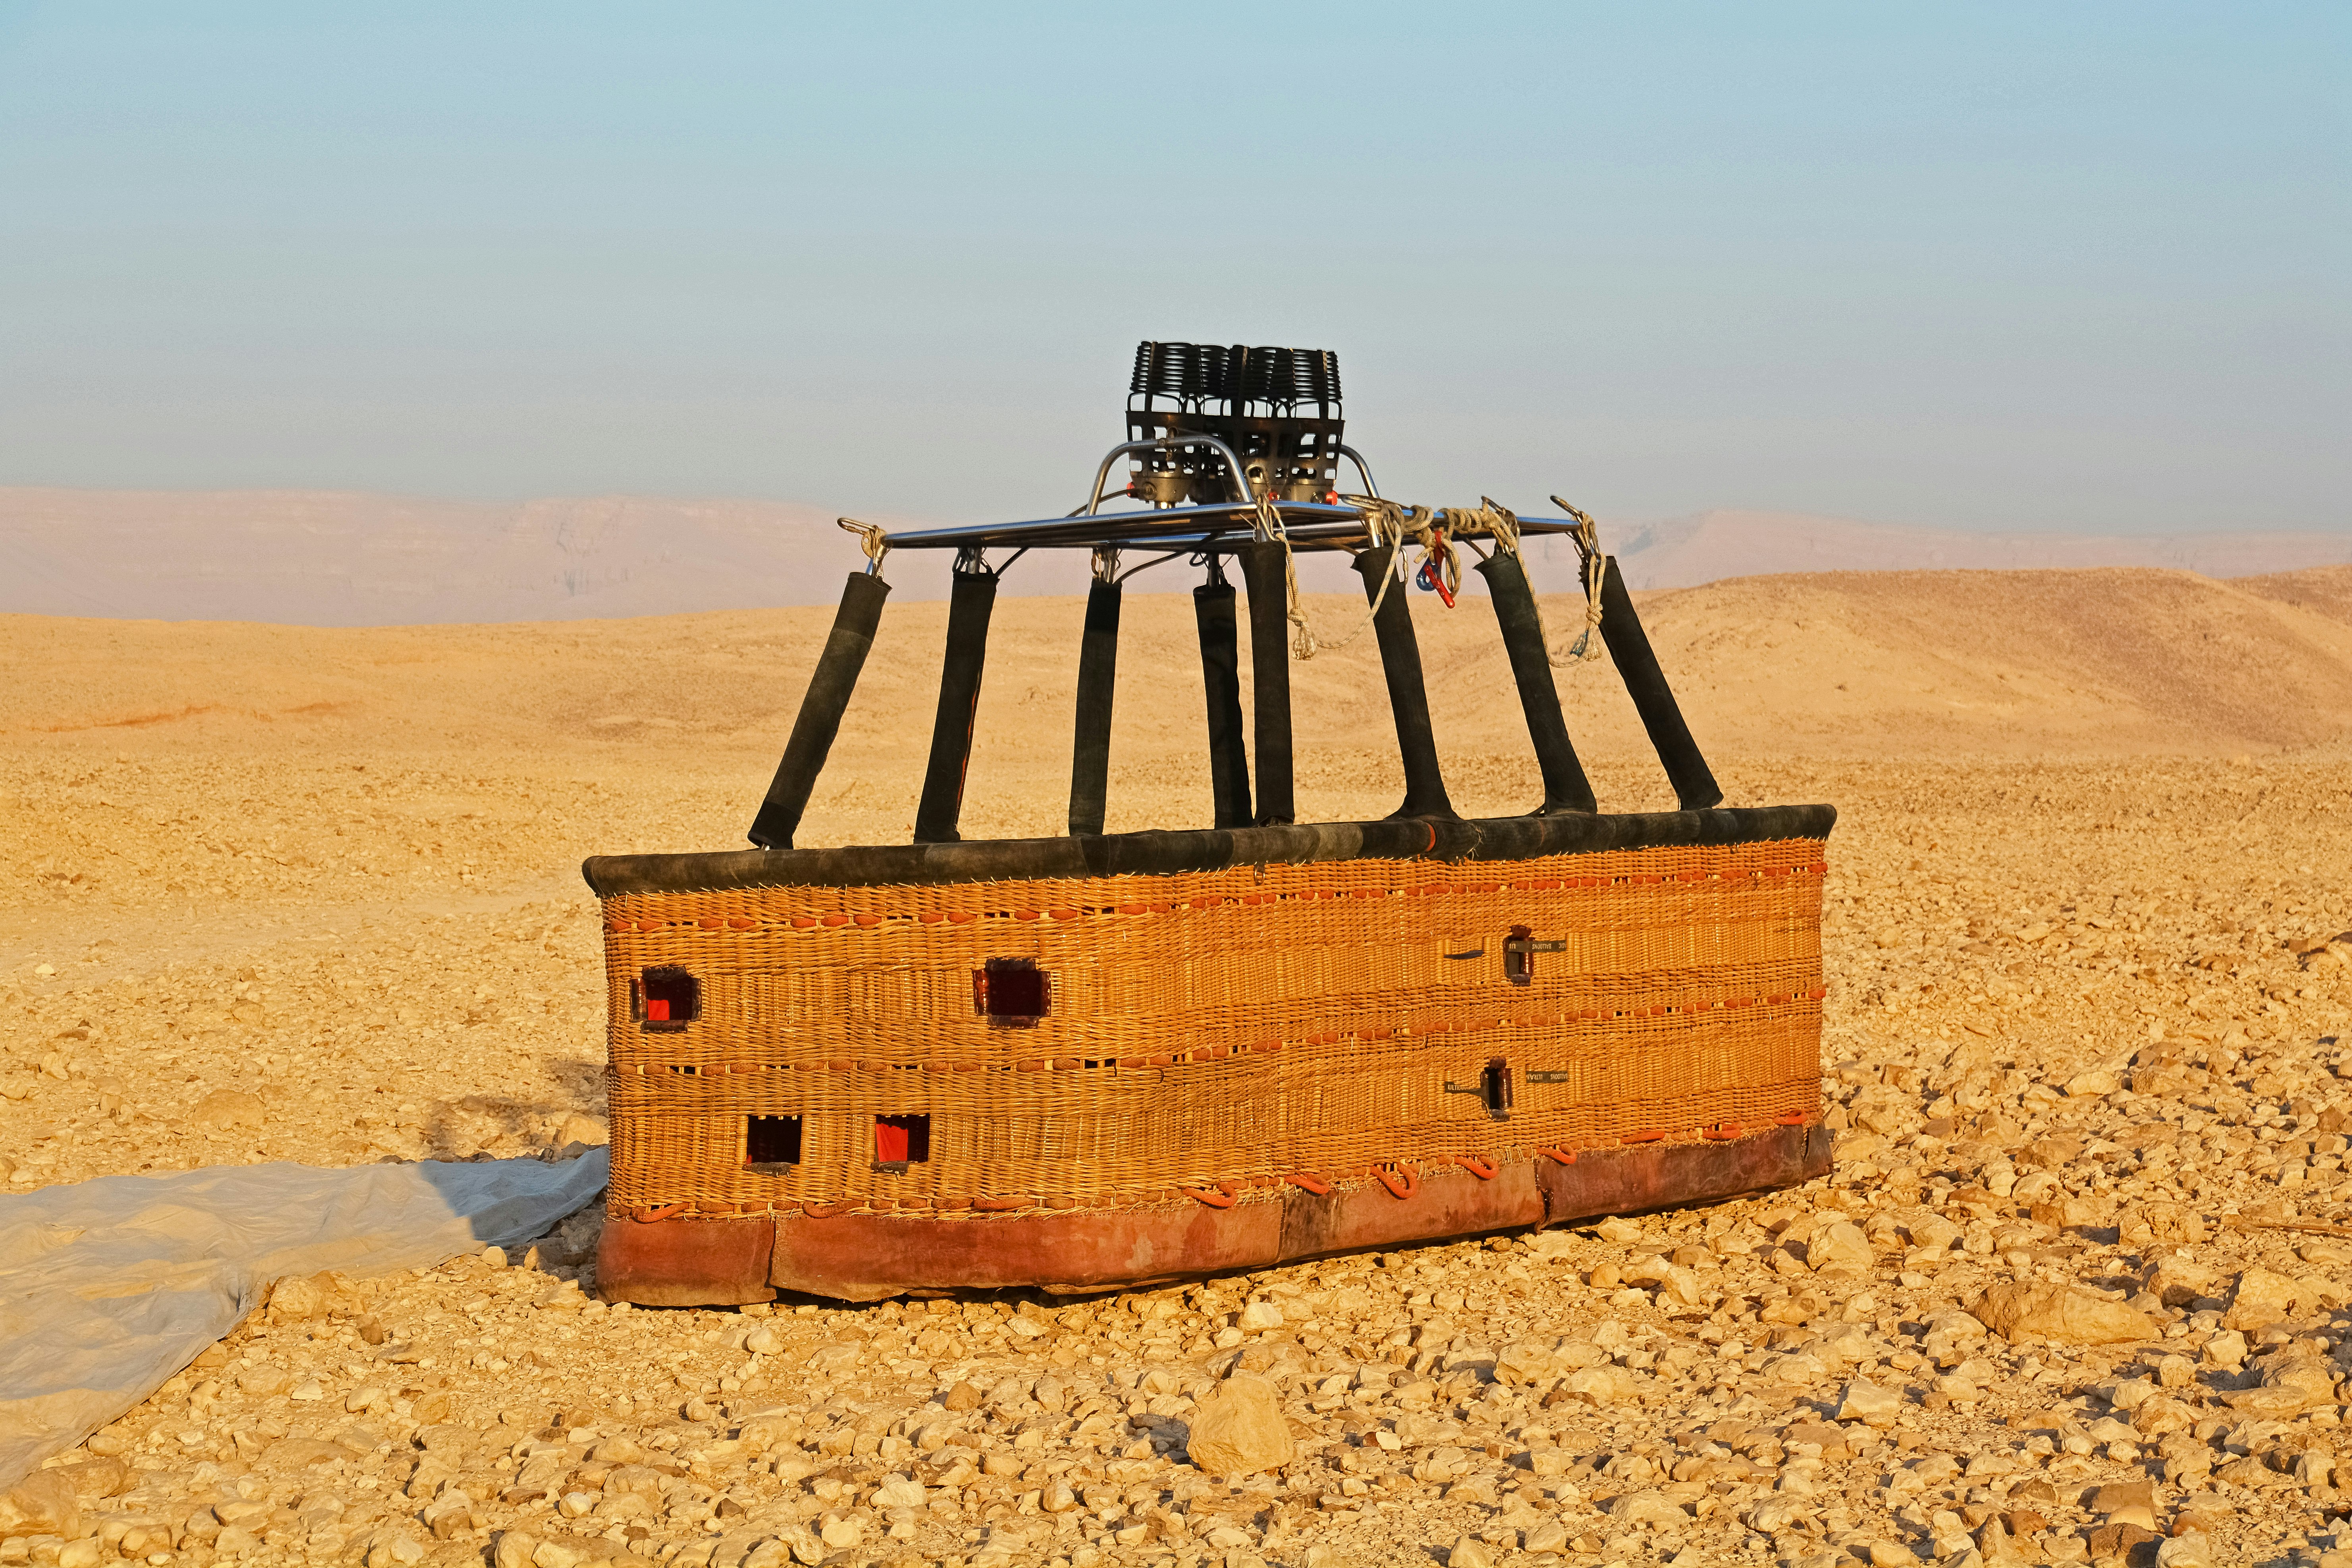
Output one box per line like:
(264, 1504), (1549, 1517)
(2, 564), (2349, 1567)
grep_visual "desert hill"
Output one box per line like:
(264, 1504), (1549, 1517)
(2234, 564), (2352, 630)
(1598, 510), (2352, 590)
(7, 564), (2348, 859)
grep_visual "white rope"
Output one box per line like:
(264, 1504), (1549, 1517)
(1476, 495), (1523, 556)
(1545, 495), (1606, 667)
(1283, 496), (1413, 660)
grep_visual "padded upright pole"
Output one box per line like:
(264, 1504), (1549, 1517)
(749, 571), (891, 850)
(911, 567), (1000, 844)
(1597, 555), (1723, 810)
(1353, 548), (1457, 819)
(1473, 550), (1597, 815)
(1236, 541), (1295, 826)
(1066, 578), (1123, 836)
(1192, 578), (1252, 829)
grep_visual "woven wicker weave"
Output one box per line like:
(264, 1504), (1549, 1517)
(597, 830), (1825, 1222)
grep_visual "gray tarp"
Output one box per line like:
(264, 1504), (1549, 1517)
(0, 1152), (608, 1488)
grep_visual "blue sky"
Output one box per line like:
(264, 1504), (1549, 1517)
(2, 2), (2344, 531)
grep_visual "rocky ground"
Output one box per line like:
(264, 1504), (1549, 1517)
(4, 589), (2351, 1568)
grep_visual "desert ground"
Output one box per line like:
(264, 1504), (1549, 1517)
(4, 563), (2351, 1568)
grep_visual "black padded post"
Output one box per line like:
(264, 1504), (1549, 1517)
(1066, 578), (1123, 836)
(1236, 541), (1295, 825)
(1353, 548), (1457, 819)
(1597, 555), (1722, 810)
(1192, 577), (1252, 829)
(911, 567), (999, 844)
(749, 571), (892, 850)
(1473, 550), (1598, 815)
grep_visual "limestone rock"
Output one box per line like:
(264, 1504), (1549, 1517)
(1620, 1254), (1707, 1306)
(2155, 1535), (2215, 1568)
(1447, 1537), (1495, 1568)
(1184, 1375), (1294, 1476)
(2131, 1396), (2195, 1436)
(1836, 1377), (1904, 1425)
(192, 1088), (265, 1130)
(1977, 1515), (2030, 1564)
(1493, 1340), (1555, 1386)
(1968, 1282), (2157, 1344)
(1236, 1299), (1284, 1332)
(1560, 1365), (1638, 1406)
(736, 1408), (798, 1453)
(1807, 1220), (1874, 1273)
(2142, 1255), (2219, 1309)
(2221, 1266), (2308, 1330)
(0, 1471), (79, 1540)
(1522, 1519), (1568, 1554)
(552, 1113), (607, 1147)
(2088, 1479), (2156, 1529)
(2029, 1195), (2107, 1229)
(265, 1268), (361, 1322)
(2225, 1350), (2338, 1415)
(1605, 1490), (1687, 1525)
(872, 1475), (926, 1508)
(49, 1456), (128, 1498)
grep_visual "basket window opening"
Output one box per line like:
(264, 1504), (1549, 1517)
(1481, 1058), (1513, 1118)
(745, 1114), (801, 1166)
(874, 1114), (931, 1173)
(972, 958), (1049, 1025)
(639, 967), (700, 1029)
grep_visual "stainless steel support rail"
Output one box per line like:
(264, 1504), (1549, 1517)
(876, 504), (1582, 554)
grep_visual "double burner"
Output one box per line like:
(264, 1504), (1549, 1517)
(1125, 340), (1346, 505)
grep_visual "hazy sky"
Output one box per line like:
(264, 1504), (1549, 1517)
(2, 3), (2344, 533)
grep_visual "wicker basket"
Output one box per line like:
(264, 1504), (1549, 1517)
(586, 806), (1831, 1302)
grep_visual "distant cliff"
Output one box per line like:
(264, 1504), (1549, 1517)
(4, 487), (2344, 624)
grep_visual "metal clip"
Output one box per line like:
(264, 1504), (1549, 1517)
(1502, 925), (1566, 985)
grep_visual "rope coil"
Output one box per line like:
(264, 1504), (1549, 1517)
(1545, 496), (1607, 667)
(1279, 495), (1413, 661)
